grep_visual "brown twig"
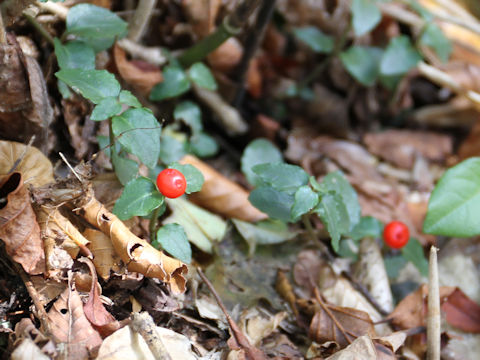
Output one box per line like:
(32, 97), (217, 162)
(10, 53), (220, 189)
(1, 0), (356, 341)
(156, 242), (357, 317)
(131, 312), (172, 360)
(127, 0), (158, 42)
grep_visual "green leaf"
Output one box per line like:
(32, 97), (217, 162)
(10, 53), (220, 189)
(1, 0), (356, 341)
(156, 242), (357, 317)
(90, 97), (122, 121)
(58, 80), (72, 99)
(420, 23), (452, 63)
(112, 108), (161, 169)
(291, 185), (319, 220)
(113, 177), (164, 220)
(384, 255), (407, 279)
(401, 238), (429, 277)
(337, 238), (359, 260)
(150, 66), (191, 101)
(252, 163), (308, 195)
(249, 187), (295, 222)
(119, 90), (142, 108)
(322, 171), (361, 231)
(351, 0), (382, 36)
(190, 132), (218, 158)
(380, 36), (422, 76)
(340, 46), (383, 86)
(293, 26), (334, 54)
(54, 39), (95, 70)
(232, 219), (297, 256)
(241, 139), (283, 187)
(153, 223), (191, 264)
(316, 193), (350, 252)
(408, 0), (433, 21)
(188, 63), (217, 90)
(423, 157), (480, 236)
(55, 69), (121, 104)
(348, 216), (384, 241)
(66, 4), (127, 51)
(174, 101), (202, 133)
(112, 152), (139, 185)
(159, 134), (187, 165)
(169, 163), (204, 194)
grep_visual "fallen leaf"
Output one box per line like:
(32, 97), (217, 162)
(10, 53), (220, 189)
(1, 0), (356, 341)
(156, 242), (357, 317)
(180, 155), (267, 222)
(237, 308), (287, 346)
(0, 173), (45, 274)
(10, 338), (50, 360)
(30, 276), (66, 304)
(135, 279), (180, 315)
(182, 0), (222, 38)
(246, 58), (263, 98)
(0, 140), (53, 187)
(62, 97), (95, 160)
(207, 38), (244, 73)
(84, 228), (122, 280)
(442, 288), (480, 333)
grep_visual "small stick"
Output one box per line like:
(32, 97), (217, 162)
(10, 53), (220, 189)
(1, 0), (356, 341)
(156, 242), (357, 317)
(59, 152), (82, 183)
(131, 312), (172, 360)
(0, 9), (6, 44)
(7, 135), (35, 174)
(24, 11), (54, 45)
(427, 246), (440, 360)
(127, 0), (158, 42)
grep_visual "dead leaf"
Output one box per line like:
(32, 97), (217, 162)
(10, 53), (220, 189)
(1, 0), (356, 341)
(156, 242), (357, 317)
(458, 119), (480, 160)
(10, 339), (50, 360)
(0, 140), (53, 187)
(237, 308), (287, 346)
(309, 289), (375, 348)
(0, 172), (45, 274)
(246, 58), (263, 98)
(30, 276), (66, 304)
(180, 155), (267, 222)
(324, 335), (382, 360)
(113, 45), (163, 96)
(76, 188), (188, 294)
(62, 97), (95, 160)
(84, 228), (122, 280)
(47, 283), (103, 359)
(442, 288), (480, 333)
(363, 130), (452, 169)
(182, 0), (222, 38)
(135, 278), (180, 315)
(207, 37), (244, 73)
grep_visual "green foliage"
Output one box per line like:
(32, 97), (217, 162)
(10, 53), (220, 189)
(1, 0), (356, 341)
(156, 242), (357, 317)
(348, 216), (384, 241)
(420, 23), (452, 63)
(252, 163), (309, 194)
(150, 66), (191, 101)
(315, 193), (351, 251)
(66, 4), (127, 52)
(384, 255), (408, 279)
(90, 97), (122, 121)
(241, 139), (283, 187)
(293, 26), (334, 53)
(351, 0), (382, 36)
(153, 224), (192, 264)
(380, 36), (422, 76)
(113, 177), (164, 220)
(401, 238), (429, 277)
(291, 186), (319, 220)
(249, 187), (295, 222)
(174, 101), (203, 133)
(54, 39), (95, 70)
(111, 108), (161, 169)
(119, 90), (142, 108)
(190, 133), (218, 158)
(55, 69), (121, 104)
(188, 62), (218, 90)
(340, 46), (383, 86)
(159, 133), (188, 164)
(168, 163), (205, 194)
(111, 152), (139, 185)
(423, 157), (480, 237)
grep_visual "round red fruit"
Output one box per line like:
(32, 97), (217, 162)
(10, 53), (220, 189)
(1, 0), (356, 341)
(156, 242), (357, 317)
(156, 169), (187, 198)
(383, 221), (409, 249)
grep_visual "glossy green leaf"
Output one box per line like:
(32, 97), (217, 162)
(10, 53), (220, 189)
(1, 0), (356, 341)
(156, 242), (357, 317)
(90, 97), (122, 121)
(423, 157), (480, 236)
(55, 69), (121, 104)
(66, 4), (127, 51)
(159, 134), (187, 165)
(113, 177), (164, 220)
(252, 163), (308, 195)
(340, 46), (383, 86)
(380, 36), (422, 76)
(119, 90), (142, 108)
(293, 26), (334, 53)
(58, 80), (72, 99)
(174, 101), (202, 133)
(112, 108), (161, 169)
(54, 39), (95, 70)
(153, 223), (191, 264)
(241, 139), (283, 187)
(249, 187), (295, 222)
(348, 216), (384, 241)
(291, 185), (319, 220)
(188, 63), (217, 90)
(316, 193), (350, 252)
(169, 163), (204, 194)
(112, 152), (138, 185)
(401, 238), (429, 277)
(150, 66), (191, 101)
(351, 0), (382, 36)
(384, 255), (407, 279)
(420, 23), (452, 63)
(322, 171), (361, 231)
(190, 132), (218, 158)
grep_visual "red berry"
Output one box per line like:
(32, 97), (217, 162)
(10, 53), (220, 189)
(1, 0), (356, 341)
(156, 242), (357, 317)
(383, 221), (409, 249)
(156, 169), (187, 198)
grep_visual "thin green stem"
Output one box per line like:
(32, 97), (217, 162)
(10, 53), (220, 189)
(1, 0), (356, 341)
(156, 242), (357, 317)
(24, 12), (54, 45)
(302, 214), (317, 243)
(149, 205), (161, 242)
(108, 118), (116, 172)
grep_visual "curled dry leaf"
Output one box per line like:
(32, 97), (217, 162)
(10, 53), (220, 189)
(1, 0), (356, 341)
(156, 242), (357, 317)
(84, 228), (122, 280)
(62, 97), (95, 160)
(113, 45), (163, 96)
(76, 188), (188, 294)
(180, 155), (267, 222)
(0, 173), (45, 274)
(0, 140), (53, 188)
(207, 37), (244, 73)
(47, 284), (103, 360)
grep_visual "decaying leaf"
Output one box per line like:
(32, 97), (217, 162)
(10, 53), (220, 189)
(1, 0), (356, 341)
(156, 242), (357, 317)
(0, 140), (53, 187)
(237, 308), (287, 347)
(47, 283), (103, 359)
(84, 228), (122, 280)
(181, 155), (267, 222)
(76, 188), (188, 294)
(30, 276), (66, 304)
(207, 37), (244, 73)
(182, 0), (222, 38)
(0, 172), (45, 274)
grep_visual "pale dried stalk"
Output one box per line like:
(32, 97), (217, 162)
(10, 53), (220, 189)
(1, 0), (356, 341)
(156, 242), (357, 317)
(127, 0), (158, 42)
(131, 312), (172, 360)
(427, 246), (440, 360)
(36, 1), (68, 20)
